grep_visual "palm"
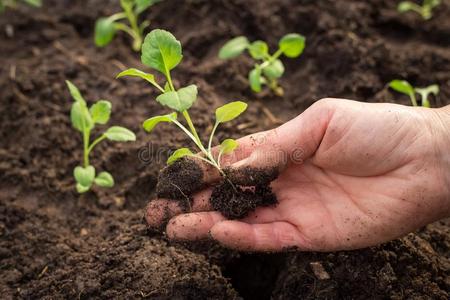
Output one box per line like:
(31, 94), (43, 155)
(269, 162), (413, 250)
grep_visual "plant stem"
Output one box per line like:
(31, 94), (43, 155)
(172, 119), (204, 151)
(87, 134), (106, 155)
(114, 23), (138, 42)
(122, 1), (142, 50)
(259, 48), (284, 69)
(108, 12), (127, 22)
(409, 92), (418, 107)
(83, 129), (90, 167)
(208, 122), (219, 154)
(165, 69), (176, 91)
(182, 111), (203, 149)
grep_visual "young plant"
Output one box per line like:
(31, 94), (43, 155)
(397, 0), (441, 20)
(67, 80), (136, 193)
(94, 0), (162, 51)
(0, 0), (41, 12)
(117, 29), (247, 174)
(389, 80), (439, 107)
(218, 34), (306, 96)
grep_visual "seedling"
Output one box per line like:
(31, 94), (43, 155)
(218, 34), (305, 96)
(67, 80), (136, 193)
(397, 0), (441, 20)
(94, 0), (162, 51)
(389, 80), (439, 107)
(0, 0), (41, 12)
(117, 29), (247, 174)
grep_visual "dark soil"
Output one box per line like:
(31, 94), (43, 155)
(0, 0), (449, 299)
(156, 158), (278, 220)
(224, 166), (279, 186)
(156, 158), (204, 202)
(210, 180), (277, 219)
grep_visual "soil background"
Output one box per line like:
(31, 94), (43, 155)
(1, 0), (449, 299)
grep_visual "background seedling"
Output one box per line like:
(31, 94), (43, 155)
(218, 33), (306, 96)
(67, 80), (136, 193)
(117, 29), (247, 174)
(397, 0), (441, 20)
(94, 0), (162, 51)
(389, 79), (439, 107)
(0, 0), (41, 12)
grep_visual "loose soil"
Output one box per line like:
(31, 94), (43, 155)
(210, 180), (277, 220)
(156, 159), (278, 220)
(1, 0), (449, 299)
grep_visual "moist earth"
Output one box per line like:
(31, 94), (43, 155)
(0, 0), (449, 299)
(210, 181), (277, 219)
(156, 159), (278, 220)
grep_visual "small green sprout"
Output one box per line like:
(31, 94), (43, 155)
(94, 0), (162, 51)
(389, 80), (439, 107)
(117, 29), (247, 174)
(397, 0), (441, 20)
(0, 0), (41, 12)
(66, 80), (136, 193)
(218, 33), (306, 96)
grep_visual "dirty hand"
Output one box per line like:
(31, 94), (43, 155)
(146, 99), (450, 252)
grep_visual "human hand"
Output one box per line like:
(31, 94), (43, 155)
(146, 99), (450, 252)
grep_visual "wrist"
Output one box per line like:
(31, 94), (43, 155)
(432, 105), (450, 216)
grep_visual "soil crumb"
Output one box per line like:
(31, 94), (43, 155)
(225, 166), (279, 186)
(211, 180), (277, 219)
(156, 158), (204, 201)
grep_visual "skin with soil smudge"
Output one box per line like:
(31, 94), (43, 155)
(0, 0), (449, 299)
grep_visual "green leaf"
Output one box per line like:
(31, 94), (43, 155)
(66, 81), (94, 132)
(104, 126), (136, 141)
(23, 0), (41, 7)
(156, 84), (197, 112)
(167, 148), (193, 165)
(141, 29), (183, 76)
(76, 183), (90, 193)
(71, 101), (94, 132)
(425, 0), (441, 8)
(164, 82), (171, 92)
(279, 33), (306, 58)
(120, 0), (134, 10)
(116, 68), (158, 86)
(74, 166), (95, 187)
(94, 171), (114, 187)
(416, 84), (439, 96)
(66, 80), (85, 103)
(249, 68), (262, 93)
(89, 100), (111, 125)
(248, 40), (268, 60)
(143, 112), (177, 132)
(94, 18), (116, 47)
(139, 20), (150, 34)
(263, 59), (285, 79)
(218, 36), (250, 59)
(135, 0), (161, 14)
(389, 80), (415, 96)
(215, 101), (248, 124)
(415, 84), (439, 108)
(220, 139), (238, 155)
(398, 1), (415, 12)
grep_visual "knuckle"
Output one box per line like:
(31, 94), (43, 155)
(312, 98), (338, 111)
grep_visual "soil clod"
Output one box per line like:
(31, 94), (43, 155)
(210, 179), (277, 219)
(156, 158), (204, 201)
